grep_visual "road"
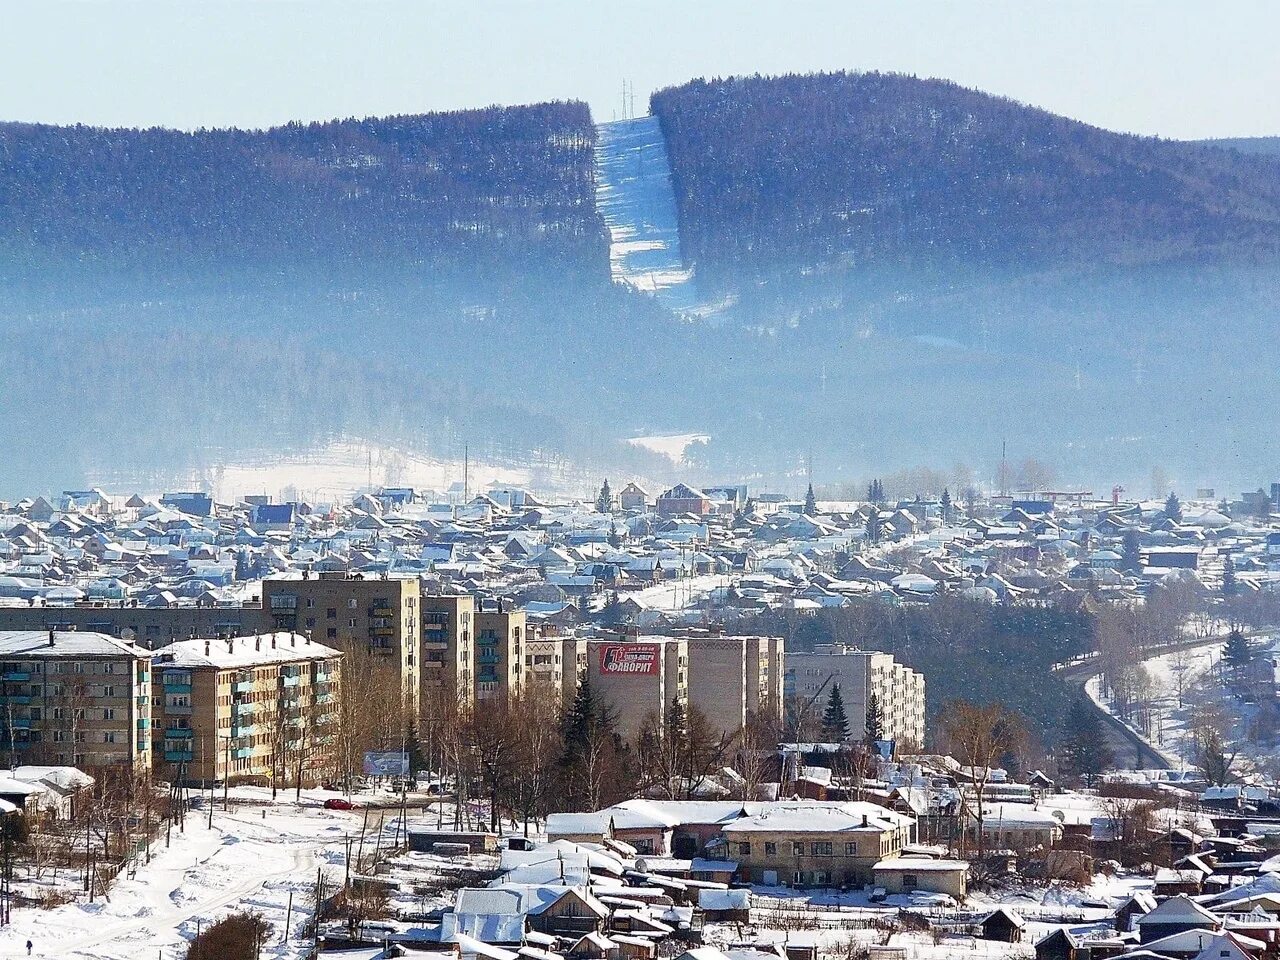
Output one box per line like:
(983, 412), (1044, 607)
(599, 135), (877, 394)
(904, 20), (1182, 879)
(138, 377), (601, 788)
(1058, 633), (1232, 771)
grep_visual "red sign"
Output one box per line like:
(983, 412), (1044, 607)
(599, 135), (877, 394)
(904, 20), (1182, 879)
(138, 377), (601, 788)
(598, 642), (659, 676)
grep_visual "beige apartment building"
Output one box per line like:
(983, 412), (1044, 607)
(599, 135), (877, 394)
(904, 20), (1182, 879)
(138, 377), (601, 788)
(522, 632), (584, 707)
(261, 573), (418, 724)
(474, 606), (525, 704)
(785, 646), (925, 749)
(684, 632), (785, 736)
(420, 593), (475, 720)
(586, 635), (688, 743)
(151, 632), (341, 785)
(0, 630), (153, 772)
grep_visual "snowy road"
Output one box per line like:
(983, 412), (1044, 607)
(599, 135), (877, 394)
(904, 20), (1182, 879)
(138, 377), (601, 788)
(0, 804), (361, 960)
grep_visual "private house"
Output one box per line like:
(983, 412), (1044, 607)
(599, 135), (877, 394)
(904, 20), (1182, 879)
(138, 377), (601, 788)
(656, 485), (713, 519)
(872, 857), (969, 899)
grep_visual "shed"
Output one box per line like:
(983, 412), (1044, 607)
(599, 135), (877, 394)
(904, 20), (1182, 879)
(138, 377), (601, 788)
(979, 908), (1026, 943)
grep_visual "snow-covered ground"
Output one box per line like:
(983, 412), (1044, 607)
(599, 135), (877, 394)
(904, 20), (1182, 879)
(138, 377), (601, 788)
(596, 117), (719, 317)
(631, 573), (729, 612)
(0, 800), (377, 960)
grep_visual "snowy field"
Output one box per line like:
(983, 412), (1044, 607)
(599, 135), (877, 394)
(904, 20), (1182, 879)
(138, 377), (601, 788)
(625, 433), (710, 465)
(596, 117), (716, 317)
(0, 799), (379, 960)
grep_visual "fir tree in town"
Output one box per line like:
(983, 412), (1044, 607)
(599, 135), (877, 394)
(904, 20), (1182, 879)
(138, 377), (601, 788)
(1164, 491), (1183, 522)
(821, 684), (850, 742)
(1120, 528), (1142, 573)
(1221, 552), (1238, 598)
(864, 692), (884, 744)
(804, 483), (817, 516)
(234, 549), (251, 581)
(1224, 627), (1252, 675)
(865, 509), (881, 544)
(940, 488), (952, 522)
(596, 479), (613, 513)
(1058, 699), (1113, 781)
(1257, 489), (1272, 522)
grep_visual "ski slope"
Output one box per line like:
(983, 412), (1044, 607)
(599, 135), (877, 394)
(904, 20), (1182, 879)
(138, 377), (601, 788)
(595, 117), (713, 317)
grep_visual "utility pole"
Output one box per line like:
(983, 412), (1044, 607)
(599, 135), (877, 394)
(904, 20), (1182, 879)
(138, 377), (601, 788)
(463, 444), (469, 502)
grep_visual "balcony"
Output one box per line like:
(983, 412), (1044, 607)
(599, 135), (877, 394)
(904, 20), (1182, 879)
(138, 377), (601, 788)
(232, 680), (253, 694)
(165, 727), (194, 739)
(1, 672), (30, 683)
(233, 723), (260, 737)
(477, 652), (500, 665)
(165, 704), (192, 715)
(371, 606), (394, 618)
(281, 675), (300, 688)
(233, 701), (255, 716)
(136, 717), (151, 729)
(163, 749), (193, 762)
(6, 717), (31, 730)
(315, 694), (335, 706)
(0, 695), (32, 706)
(233, 747), (253, 759)
(163, 683), (192, 694)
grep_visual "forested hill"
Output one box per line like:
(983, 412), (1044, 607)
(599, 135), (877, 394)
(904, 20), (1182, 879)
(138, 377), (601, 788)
(650, 72), (1280, 285)
(0, 101), (608, 300)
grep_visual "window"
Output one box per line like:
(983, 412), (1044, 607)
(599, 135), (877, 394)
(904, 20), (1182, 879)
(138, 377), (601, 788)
(738, 842), (751, 856)
(348, 598), (358, 609)
(764, 842), (777, 856)
(102, 708), (116, 721)
(348, 618), (357, 628)
(792, 842), (803, 856)
(902, 873), (919, 889)
(845, 842), (857, 855)
(327, 628), (337, 639)
(812, 842), (832, 856)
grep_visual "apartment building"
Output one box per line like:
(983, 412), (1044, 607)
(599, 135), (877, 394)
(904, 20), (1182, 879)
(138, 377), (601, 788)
(150, 632), (341, 785)
(474, 606), (525, 704)
(785, 646), (926, 749)
(684, 632), (785, 736)
(0, 630), (153, 771)
(260, 573), (418, 723)
(0, 604), (267, 649)
(419, 594), (475, 718)
(522, 632), (584, 707)
(586, 635), (688, 743)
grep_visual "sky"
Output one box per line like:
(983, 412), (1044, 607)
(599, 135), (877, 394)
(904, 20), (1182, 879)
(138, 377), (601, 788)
(2, 1), (1278, 140)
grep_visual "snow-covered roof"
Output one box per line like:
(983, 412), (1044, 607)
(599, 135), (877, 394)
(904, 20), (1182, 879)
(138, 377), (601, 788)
(153, 632), (340, 669)
(0, 630), (148, 659)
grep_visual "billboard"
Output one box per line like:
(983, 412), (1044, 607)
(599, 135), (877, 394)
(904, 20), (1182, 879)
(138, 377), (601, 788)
(598, 642), (659, 676)
(363, 750), (409, 777)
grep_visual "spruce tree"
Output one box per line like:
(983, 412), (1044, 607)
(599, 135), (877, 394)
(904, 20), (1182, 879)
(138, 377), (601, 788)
(1222, 553), (1238, 598)
(596, 479), (613, 514)
(1224, 627), (1252, 675)
(804, 483), (817, 516)
(1120, 528), (1142, 573)
(1059, 699), (1113, 781)
(864, 693), (884, 744)
(865, 510), (881, 544)
(1257, 489), (1272, 522)
(821, 684), (850, 742)
(940, 488), (952, 522)
(1164, 491), (1182, 522)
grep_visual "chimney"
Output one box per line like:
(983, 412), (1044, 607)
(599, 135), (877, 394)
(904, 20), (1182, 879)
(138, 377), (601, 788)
(291, 635), (296, 647)
(204, 640), (210, 656)
(47, 629), (54, 647)
(271, 635), (277, 649)
(226, 639), (234, 654)
(255, 637), (261, 652)
(862, 814), (868, 827)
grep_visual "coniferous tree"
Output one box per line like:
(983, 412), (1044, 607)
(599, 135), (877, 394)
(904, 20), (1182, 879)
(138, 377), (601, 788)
(940, 488), (952, 523)
(1120, 528), (1142, 573)
(865, 510), (881, 544)
(596, 479), (613, 514)
(1222, 553), (1238, 598)
(1224, 627), (1252, 675)
(821, 684), (850, 742)
(864, 692), (884, 744)
(1257, 489), (1272, 522)
(1059, 699), (1113, 781)
(804, 483), (817, 516)
(1164, 491), (1183, 523)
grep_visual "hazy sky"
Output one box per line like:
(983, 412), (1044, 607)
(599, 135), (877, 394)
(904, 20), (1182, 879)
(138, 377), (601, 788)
(3, 1), (1277, 139)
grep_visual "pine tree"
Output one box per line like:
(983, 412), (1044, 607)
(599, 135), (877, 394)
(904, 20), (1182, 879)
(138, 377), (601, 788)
(940, 488), (952, 522)
(1164, 491), (1182, 523)
(864, 693), (884, 744)
(1257, 489), (1272, 522)
(1059, 699), (1113, 781)
(235, 549), (250, 581)
(821, 684), (850, 742)
(1120, 528), (1142, 573)
(1224, 627), (1252, 674)
(865, 510), (881, 544)
(804, 483), (817, 516)
(596, 479), (613, 514)
(1222, 553), (1238, 598)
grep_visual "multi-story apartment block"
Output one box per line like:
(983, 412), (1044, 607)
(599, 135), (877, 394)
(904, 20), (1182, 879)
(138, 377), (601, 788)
(0, 630), (152, 771)
(0, 605), (267, 649)
(785, 646), (925, 749)
(150, 632), (341, 785)
(419, 594), (475, 718)
(260, 573), (418, 723)
(587, 635), (688, 743)
(684, 632), (786, 736)
(522, 632), (584, 707)
(474, 606), (525, 704)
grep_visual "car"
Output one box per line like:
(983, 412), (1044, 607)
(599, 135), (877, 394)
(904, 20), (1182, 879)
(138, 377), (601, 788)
(323, 797), (355, 810)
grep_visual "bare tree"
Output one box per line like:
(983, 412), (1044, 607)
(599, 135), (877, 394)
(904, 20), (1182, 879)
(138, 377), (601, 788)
(937, 700), (1025, 859)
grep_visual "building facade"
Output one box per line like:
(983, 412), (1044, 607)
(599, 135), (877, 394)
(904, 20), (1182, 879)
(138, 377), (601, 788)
(785, 646), (925, 749)
(420, 593), (475, 719)
(586, 635), (688, 743)
(684, 632), (785, 736)
(474, 607), (525, 704)
(150, 632), (341, 786)
(0, 630), (152, 772)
